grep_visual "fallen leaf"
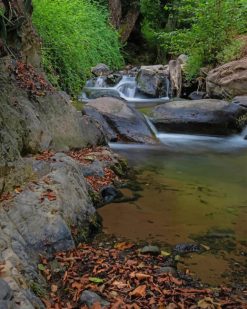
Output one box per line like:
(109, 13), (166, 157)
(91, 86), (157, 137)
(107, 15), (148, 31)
(89, 277), (104, 284)
(161, 251), (171, 257)
(112, 280), (129, 289)
(38, 264), (46, 271)
(51, 284), (58, 293)
(92, 302), (102, 309)
(114, 242), (134, 250)
(129, 285), (146, 297)
(130, 272), (151, 280)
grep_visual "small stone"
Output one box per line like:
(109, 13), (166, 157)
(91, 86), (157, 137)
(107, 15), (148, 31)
(140, 245), (161, 255)
(188, 91), (206, 100)
(91, 64), (111, 77)
(173, 243), (201, 254)
(156, 267), (177, 276)
(80, 290), (110, 308)
(0, 280), (13, 301)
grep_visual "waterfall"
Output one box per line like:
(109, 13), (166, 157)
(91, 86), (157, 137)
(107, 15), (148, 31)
(115, 76), (136, 99)
(240, 126), (247, 138)
(144, 115), (158, 137)
(95, 76), (106, 87)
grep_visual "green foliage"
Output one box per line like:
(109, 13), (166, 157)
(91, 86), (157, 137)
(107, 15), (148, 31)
(159, 0), (247, 78)
(32, 0), (123, 95)
(217, 39), (245, 64)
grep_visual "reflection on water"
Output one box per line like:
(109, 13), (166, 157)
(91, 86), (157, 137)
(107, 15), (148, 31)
(99, 141), (247, 286)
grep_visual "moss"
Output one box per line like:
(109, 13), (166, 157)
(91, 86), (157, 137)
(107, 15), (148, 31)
(29, 281), (47, 298)
(71, 99), (84, 111)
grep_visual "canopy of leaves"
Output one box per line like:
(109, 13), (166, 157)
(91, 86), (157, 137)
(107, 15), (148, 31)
(32, 0), (123, 95)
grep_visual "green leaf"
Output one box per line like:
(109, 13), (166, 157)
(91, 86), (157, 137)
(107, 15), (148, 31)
(38, 264), (46, 271)
(161, 251), (171, 257)
(89, 277), (104, 284)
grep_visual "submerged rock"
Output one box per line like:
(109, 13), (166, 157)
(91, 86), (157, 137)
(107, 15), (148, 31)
(173, 243), (202, 254)
(80, 290), (110, 308)
(206, 58), (247, 99)
(151, 99), (247, 135)
(83, 97), (156, 144)
(100, 185), (123, 204)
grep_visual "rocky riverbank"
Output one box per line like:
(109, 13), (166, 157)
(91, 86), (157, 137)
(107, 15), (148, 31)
(0, 146), (130, 308)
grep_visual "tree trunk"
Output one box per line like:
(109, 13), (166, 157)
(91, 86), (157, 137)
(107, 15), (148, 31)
(108, 0), (140, 44)
(108, 0), (122, 29)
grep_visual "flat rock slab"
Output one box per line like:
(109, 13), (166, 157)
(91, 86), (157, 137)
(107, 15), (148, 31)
(151, 99), (247, 135)
(84, 97), (157, 144)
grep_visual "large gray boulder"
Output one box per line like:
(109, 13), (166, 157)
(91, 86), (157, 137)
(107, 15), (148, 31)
(206, 58), (247, 99)
(1, 153), (97, 256)
(136, 66), (170, 98)
(0, 58), (105, 167)
(0, 153), (99, 308)
(151, 99), (247, 135)
(83, 97), (156, 143)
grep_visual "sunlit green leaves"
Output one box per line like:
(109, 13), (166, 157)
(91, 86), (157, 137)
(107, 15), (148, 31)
(32, 0), (123, 95)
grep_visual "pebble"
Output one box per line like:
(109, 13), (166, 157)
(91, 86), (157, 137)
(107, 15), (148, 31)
(80, 290), (110, 308)
(140, 245), (161, 255)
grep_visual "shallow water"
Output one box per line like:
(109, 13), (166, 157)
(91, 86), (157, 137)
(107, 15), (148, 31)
(99, 141), (247, 286)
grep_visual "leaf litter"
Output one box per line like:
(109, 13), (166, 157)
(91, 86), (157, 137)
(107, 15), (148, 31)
(40, 243), (247, 309)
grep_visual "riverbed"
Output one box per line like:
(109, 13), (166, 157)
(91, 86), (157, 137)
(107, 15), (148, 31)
(99, 140), (247, 287)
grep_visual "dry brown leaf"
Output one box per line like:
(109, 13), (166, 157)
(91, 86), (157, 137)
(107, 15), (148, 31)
(92, 302), (102, 309)
(129, 285), (147, 298)
(51, 284), (58, 293)
(135, 273), (151, 280)
(112, 280), (129, 289)
(114, 242), (134, 250)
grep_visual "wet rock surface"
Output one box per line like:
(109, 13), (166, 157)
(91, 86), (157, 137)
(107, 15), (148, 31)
(83, 97), (157, 143)
(151, 99), (247, 135)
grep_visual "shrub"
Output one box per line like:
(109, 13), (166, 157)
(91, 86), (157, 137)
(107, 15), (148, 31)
(32, 0), (123, 95)
(159, 0), (247, 79)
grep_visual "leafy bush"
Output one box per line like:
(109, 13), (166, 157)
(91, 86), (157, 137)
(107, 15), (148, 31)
(32, 0), (123, 95)
(159, 0), (247, 78)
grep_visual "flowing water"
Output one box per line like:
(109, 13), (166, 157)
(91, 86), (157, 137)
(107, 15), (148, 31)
(82, 74), (247, 286)
(82, 75), (170, 107)
(99, 132), (247, 287)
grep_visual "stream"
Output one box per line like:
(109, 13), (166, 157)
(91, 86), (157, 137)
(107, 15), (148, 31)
(83, 74), (247, 288)
(99, 141), (247, 287)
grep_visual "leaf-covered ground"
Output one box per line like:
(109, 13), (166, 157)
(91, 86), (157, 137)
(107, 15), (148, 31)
(40, 243), (247, 309)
